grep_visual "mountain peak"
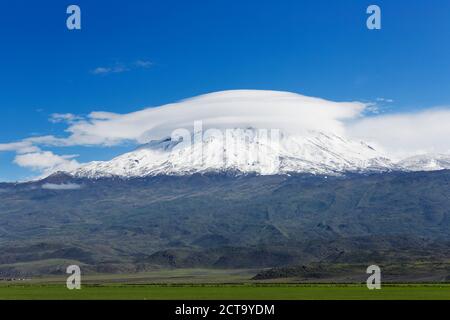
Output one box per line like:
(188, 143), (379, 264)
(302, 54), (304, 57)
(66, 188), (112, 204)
(69, 129), (395, 179)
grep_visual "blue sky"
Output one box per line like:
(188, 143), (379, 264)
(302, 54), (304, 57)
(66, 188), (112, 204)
(1, 0), (450, 181)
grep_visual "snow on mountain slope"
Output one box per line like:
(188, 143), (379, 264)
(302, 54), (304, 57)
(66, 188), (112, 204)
(60, 90), (450, 178)
(70, 129), (393, 178)
(397, 154), (450, 171)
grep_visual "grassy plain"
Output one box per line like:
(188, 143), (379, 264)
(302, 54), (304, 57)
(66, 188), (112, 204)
(1, 268), (449, 300)
(1, 283), (449, 300)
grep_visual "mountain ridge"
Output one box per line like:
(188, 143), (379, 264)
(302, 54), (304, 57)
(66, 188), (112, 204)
(62, 129), (450, 180)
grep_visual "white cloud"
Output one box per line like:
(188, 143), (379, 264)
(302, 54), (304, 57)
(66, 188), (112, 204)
(24, 135), (70, 146)
(134, 60), (153, 68)
(91, 60), (152, 75)
(347, 108), (450, 159)
(363, 103), (380, 115)
(60, 90), (367, 146)
(91, 66), (128, 75)
(3, 90), (368, 150)
(42, 183), (82, 190)
(49, 113), (83, 124)
(0, 141), (40, 154)
(88, 111), (121, 120)
(13, 151), (80, 174)
(91, 67), (111, 75)
(376, 97), (394, 103)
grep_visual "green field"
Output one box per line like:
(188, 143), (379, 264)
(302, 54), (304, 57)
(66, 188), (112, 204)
(1, 284), (450, 300)
(1, 269), (449, 300)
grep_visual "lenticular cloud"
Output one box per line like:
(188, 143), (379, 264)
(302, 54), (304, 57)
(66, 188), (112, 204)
(67, 90), (367, 145)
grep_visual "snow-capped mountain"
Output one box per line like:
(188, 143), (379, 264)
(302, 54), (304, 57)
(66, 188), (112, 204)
(48, 89), (450, 179)
(70, 129), (395, 178)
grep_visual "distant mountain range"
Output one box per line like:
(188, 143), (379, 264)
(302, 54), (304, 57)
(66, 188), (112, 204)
(67, 129), (450, 179)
